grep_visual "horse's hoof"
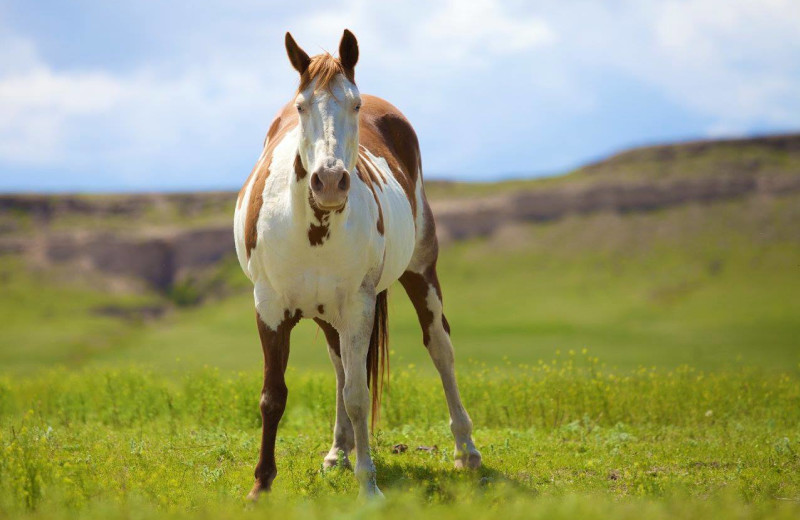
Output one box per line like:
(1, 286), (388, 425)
(454, 449), (482, 469)
(358, 484), (385, 500)
(323, 453), (352, 470)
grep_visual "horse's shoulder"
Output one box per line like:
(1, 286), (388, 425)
(238, 102), (300, 259)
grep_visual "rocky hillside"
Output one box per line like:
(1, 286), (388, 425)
(1, 134), (799, 291)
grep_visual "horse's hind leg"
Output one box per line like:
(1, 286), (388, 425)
(314, 318), (355, 469)
(247, 307), (297, 500)
(400, 266), (482, 469)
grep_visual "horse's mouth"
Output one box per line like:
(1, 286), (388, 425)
(311, 198), (347, 213)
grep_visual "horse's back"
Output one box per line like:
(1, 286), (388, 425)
(359, 95), (421, 211)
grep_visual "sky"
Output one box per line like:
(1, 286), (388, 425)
(0, 0), (799, 192)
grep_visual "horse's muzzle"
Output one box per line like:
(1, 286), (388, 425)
(310, 165), (350, 210)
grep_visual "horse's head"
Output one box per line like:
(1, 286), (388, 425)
(285, 30), (360, 211)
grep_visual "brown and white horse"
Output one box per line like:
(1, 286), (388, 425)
(233, 30), (480, 498)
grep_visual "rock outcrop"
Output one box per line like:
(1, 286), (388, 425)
(2, 134), (799, 291)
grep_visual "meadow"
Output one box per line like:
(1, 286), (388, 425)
(1, 360), (799, 519)
(1, 181), (799, 517)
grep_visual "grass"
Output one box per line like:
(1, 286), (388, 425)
(1, 361), (799, 519)
(1, 169), (799, 516)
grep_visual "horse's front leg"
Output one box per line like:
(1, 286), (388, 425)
(339, 290), (383, 498)
(314, 318), (355, 469)
(247, 290), (299, 500)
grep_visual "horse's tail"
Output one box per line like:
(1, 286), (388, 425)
(367, 289), (389, 431)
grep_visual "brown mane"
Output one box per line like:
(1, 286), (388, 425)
(298, 53), (355, 93)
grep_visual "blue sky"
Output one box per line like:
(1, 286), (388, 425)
(1, 0), (799, 192)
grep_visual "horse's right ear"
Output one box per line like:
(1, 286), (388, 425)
(285, 32), (310, 75)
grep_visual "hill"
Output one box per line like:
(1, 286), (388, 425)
(0, 134), (798, 374)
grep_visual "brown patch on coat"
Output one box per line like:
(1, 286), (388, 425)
(356, 152), (385, 235)
(399, 261), (446, 347)
(307, 190), (332, 246)
(294, 154), (306, 180)
(252, 307), (301, 494)
(359, 95), (421, 219)
(243, 103), (299, 258)
(399, 270), (435, 346)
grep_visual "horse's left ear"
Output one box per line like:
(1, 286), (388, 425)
(339, 29), (359, 72)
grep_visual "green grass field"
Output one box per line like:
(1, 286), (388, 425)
(1, 187), (799, 518)
(1, 362), (798, 519)
(3, 193), (798, 375)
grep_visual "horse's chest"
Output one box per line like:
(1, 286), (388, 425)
(248, 199), (380, 318)
(268, 233), (371, 306)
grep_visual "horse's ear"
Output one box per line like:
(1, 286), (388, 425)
(285, 32), (310, 75)
(339, 29), (359, 72)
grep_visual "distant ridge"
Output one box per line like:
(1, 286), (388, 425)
(580, 133), (800, 178)
(1, 133), (799, 290)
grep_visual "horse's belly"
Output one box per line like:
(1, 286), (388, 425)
(375, 181), (416, 292)
(266, 254), (366, 313)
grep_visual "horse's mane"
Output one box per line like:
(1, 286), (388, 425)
(298, 53), (355, 93)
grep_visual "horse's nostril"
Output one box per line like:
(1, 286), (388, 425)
(338, 174), (350, 191)
(311, 173), (324, 192)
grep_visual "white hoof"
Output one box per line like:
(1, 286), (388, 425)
(358, 483), (384, 500)
(323, 450), (352, 470)
(454, 447), (482, 469)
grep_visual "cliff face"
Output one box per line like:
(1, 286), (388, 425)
(432, 171), (800, 242)
(1, 134), (799, 291)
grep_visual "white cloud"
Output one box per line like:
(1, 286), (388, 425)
(560, 0), (800, 132)
(0, 0), (558, 177)
(0, 66), (124, 163)
(651, 0), (800, 130)
(291, 0), (556, 71)
(0, 0), (798, 187)
(0, 38), (286, 174)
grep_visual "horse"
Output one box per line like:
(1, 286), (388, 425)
(233, 29), (481, 499)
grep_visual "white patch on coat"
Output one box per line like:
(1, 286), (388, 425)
(359, 146), (415, 292)
(235, 125), (417, 331)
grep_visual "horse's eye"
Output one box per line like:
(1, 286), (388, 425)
(296, 104), (304, 113)
(354, 104), (361, 112)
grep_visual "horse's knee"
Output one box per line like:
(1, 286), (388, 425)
(450, 415), (473, 439)
(260, 383), (288, 420)
(342, 382), (368, 422)
(334, 424), (355, 448)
